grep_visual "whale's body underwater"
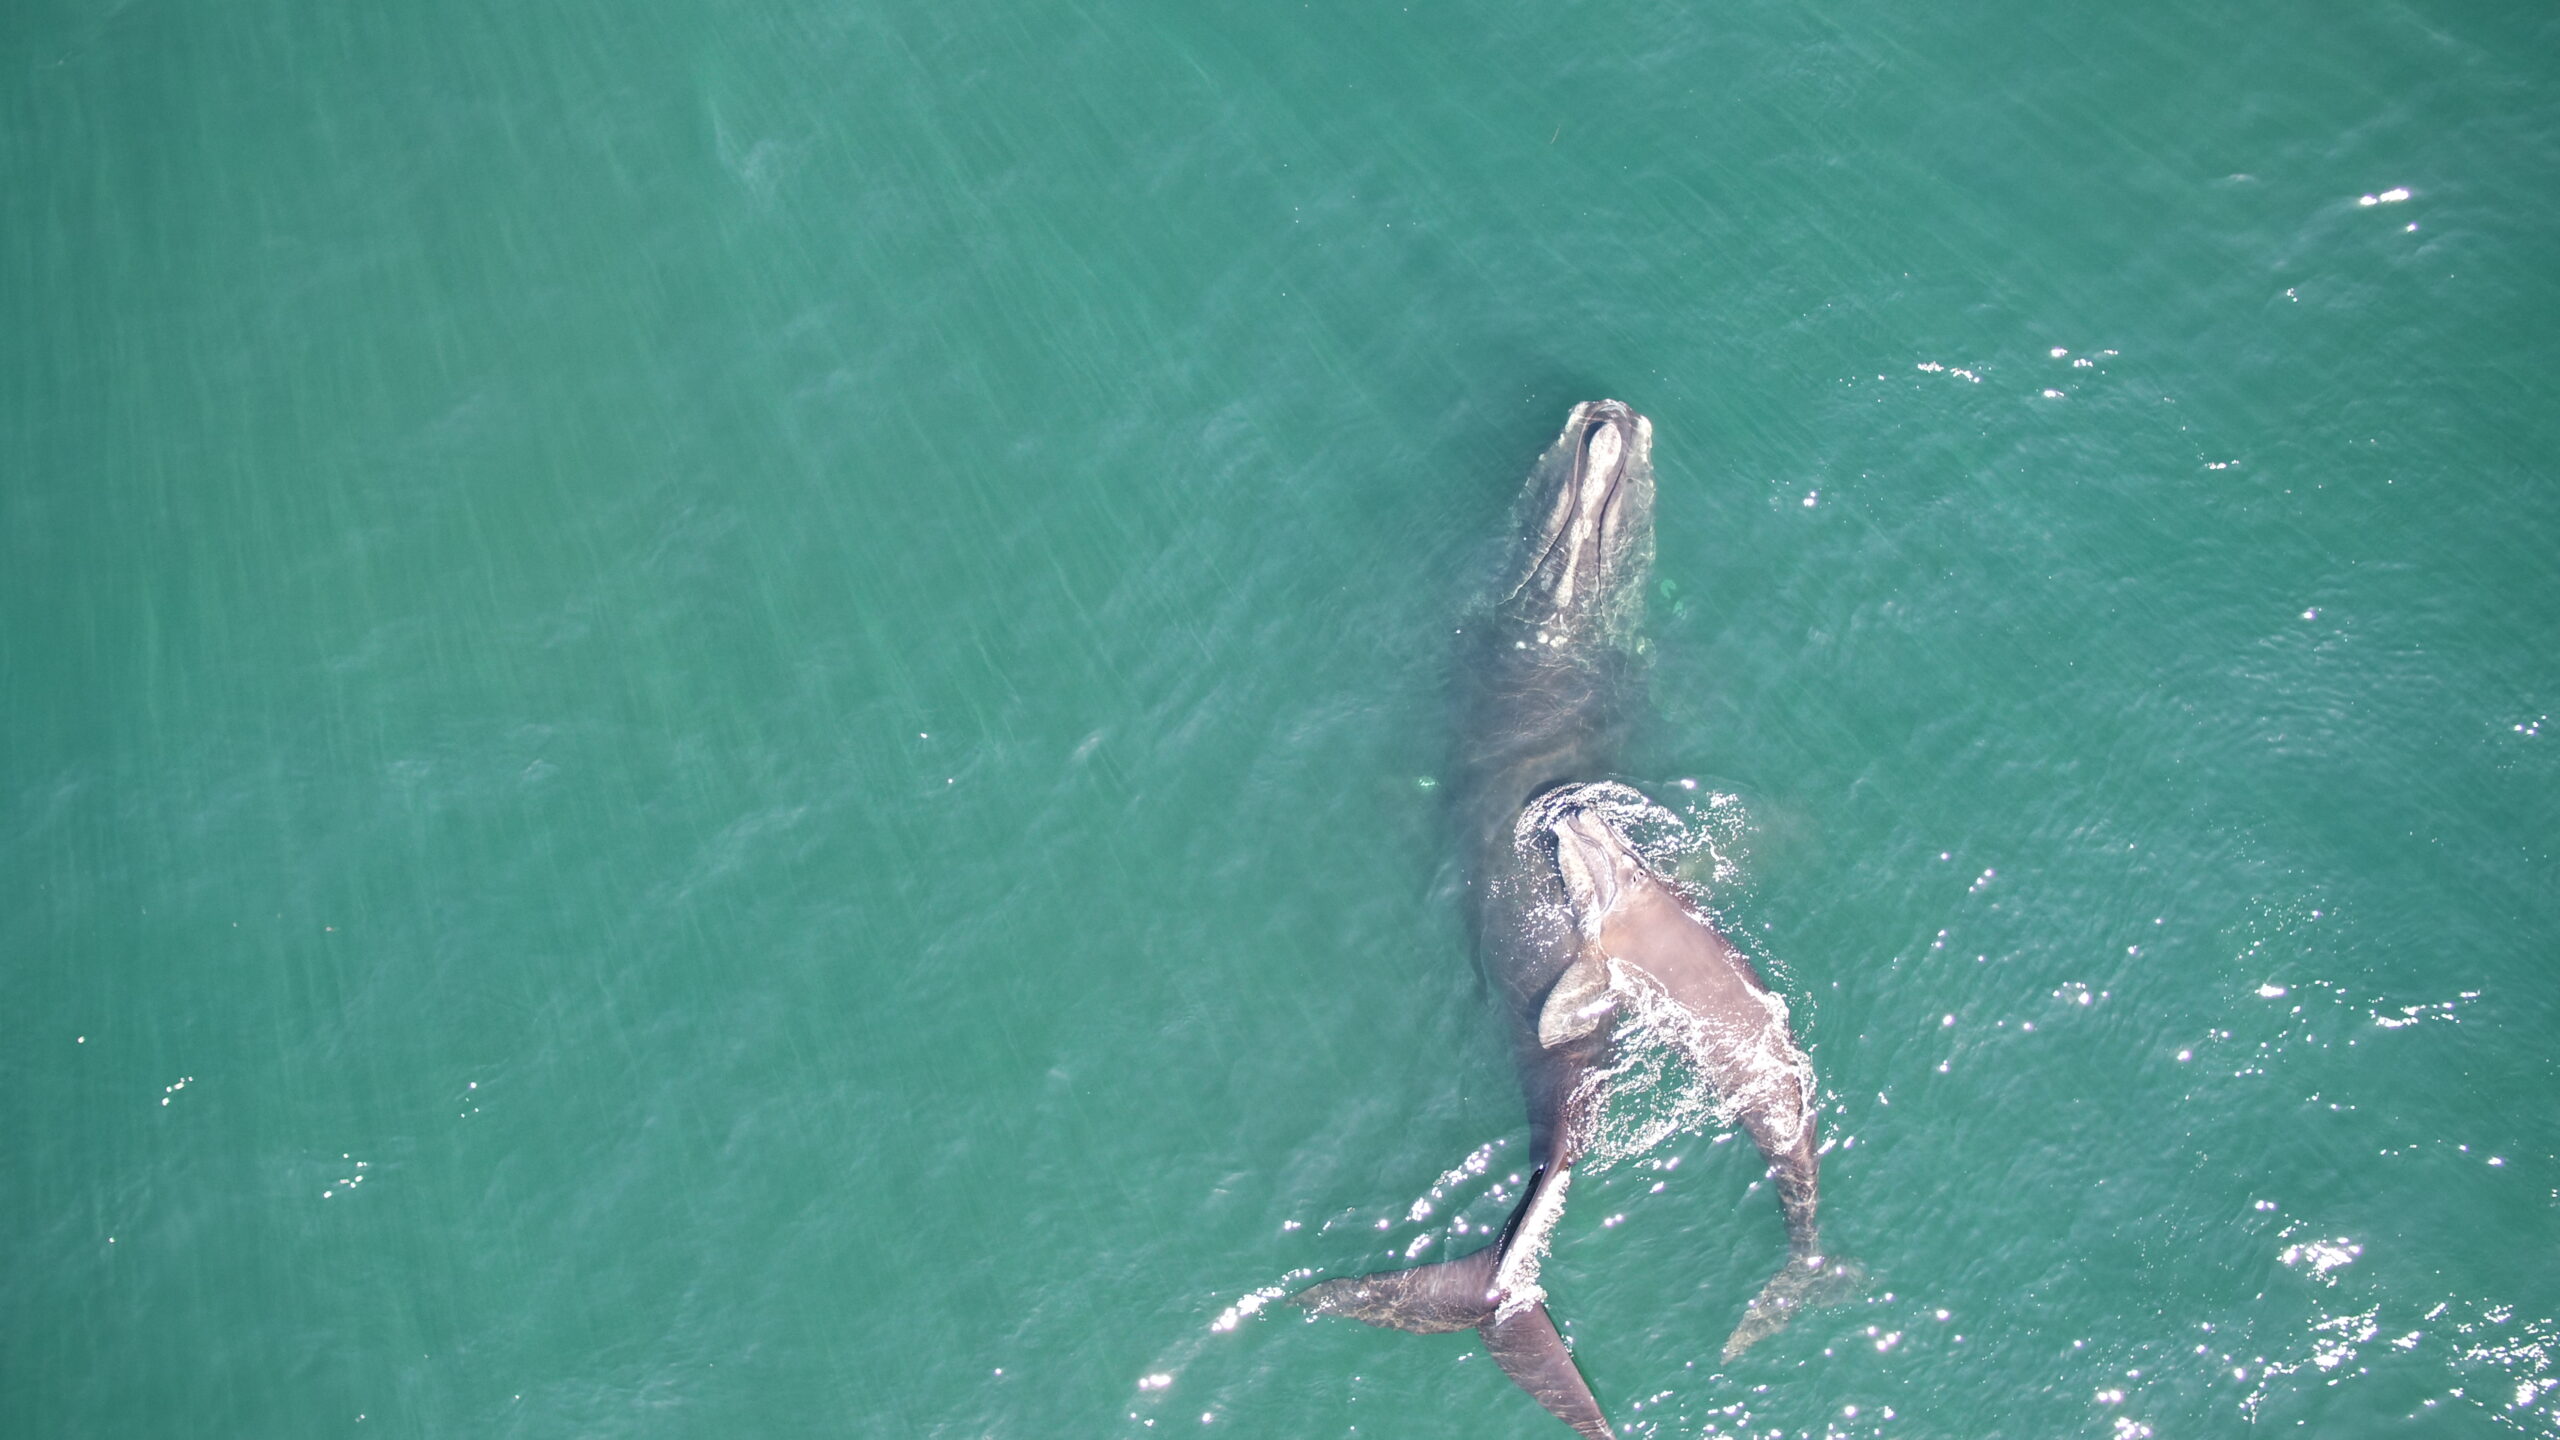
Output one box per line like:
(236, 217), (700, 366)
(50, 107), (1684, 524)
(1291, 402), (1836, 1438)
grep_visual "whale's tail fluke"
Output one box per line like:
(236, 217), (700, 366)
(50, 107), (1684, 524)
(1290, 1165), (1610, 1439)
(1722, 1251), (1864, 1360)
(1290, 1259), (1609, 1440)
(1483, 1302), (1613, 1440)
(1287, 1240), (1502, 1336)
(1719, 1119), (1855, 1359)
(1288, 1261), (1608, 1440)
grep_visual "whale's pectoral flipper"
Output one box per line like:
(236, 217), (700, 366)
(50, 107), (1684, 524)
(1483, 1302), (1612, 1440)
(1536, 952), (1619, 1048)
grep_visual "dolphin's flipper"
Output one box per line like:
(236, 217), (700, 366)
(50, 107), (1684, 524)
(1288, 1241), (1502, 1334)
(1482, 1303), (1613, 1440)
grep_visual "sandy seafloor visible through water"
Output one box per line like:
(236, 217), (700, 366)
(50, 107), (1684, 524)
(4, 1), (2556, 1436)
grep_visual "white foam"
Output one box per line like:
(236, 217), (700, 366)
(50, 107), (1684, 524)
(1491, 1167), (1573, 1317)
(1581, 962), (1816, 1168)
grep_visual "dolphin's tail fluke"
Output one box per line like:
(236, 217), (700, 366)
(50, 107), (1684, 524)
(1722, 1251), (1863, 1360)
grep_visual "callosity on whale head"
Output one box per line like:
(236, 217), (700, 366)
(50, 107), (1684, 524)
(1499, 399), (1656, 647)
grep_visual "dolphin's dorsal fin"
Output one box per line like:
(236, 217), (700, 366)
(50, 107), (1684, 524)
(1481, 1302), (1613, 1440)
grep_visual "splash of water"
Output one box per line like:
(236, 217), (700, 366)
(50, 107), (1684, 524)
(1574, 959), (1815, 1172)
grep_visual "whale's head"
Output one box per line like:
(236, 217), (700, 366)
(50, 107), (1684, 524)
(1498, 400), (1656, 647)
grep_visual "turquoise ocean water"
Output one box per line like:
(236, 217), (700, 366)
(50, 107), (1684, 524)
(6, 2), (2555, 1436)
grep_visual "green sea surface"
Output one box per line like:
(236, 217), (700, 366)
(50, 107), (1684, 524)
(6, 2), (2556, 1436)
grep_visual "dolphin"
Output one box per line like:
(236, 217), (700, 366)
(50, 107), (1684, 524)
(1290, 401), (1834, 1438)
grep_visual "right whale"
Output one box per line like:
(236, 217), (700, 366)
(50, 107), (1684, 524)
(1293, 401), (1838, 1438)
